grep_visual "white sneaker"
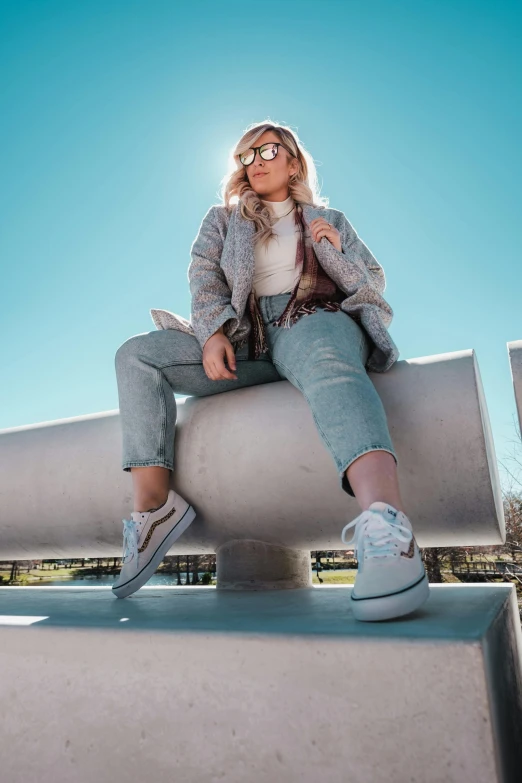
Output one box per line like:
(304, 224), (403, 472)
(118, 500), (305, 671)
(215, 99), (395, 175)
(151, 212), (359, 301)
(112, 489), (196, 599)
(341, 501), (430, 621)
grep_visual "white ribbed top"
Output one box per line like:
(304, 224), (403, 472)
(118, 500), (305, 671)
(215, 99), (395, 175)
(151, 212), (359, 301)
(253, 195), (300, 297)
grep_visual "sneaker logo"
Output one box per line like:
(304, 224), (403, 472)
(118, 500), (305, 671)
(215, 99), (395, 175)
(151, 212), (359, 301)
(139, 505), (177, 553)
(387, 507), (397, 518)
(401, 537), (415, 559)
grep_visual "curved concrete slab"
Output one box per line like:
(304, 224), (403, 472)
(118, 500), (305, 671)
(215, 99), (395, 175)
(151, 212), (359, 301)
(0, 349), (504, 558)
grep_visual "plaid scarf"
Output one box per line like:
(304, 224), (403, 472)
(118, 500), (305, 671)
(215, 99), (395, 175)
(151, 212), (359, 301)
(247, 202), (344, 360)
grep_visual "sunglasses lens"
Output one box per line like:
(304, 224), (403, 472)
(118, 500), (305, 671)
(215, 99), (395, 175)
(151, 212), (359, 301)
(260, 144), (277, 160)
(240, 150), (255, 165)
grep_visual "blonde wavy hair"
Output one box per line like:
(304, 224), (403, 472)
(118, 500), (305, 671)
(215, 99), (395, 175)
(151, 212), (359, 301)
(218, 120), (329, 249)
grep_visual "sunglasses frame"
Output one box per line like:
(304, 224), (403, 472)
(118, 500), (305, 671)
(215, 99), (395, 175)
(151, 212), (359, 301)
(239, 141), (295, 167)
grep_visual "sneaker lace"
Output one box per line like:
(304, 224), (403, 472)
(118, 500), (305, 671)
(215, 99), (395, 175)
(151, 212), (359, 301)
(122, 518), (139, 564)
(340, 509), (413, 561)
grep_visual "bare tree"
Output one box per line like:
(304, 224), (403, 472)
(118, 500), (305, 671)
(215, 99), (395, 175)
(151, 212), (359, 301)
(497, 412), (522, 560)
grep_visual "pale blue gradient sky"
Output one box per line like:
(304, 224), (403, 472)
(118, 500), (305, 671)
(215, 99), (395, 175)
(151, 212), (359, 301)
(1, 0), (521, 488)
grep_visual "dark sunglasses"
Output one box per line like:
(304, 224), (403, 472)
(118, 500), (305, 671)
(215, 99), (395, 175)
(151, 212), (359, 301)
(239, 142), (295, 166)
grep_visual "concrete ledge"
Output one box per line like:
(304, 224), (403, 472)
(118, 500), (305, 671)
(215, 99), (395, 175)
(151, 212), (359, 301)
(1, 584), (521, 782)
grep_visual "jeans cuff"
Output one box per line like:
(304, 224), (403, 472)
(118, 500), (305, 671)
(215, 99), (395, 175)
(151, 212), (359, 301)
(122, 461), (173, 472)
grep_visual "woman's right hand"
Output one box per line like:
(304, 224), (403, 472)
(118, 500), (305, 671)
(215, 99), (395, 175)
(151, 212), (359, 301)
(202, 329), (238, 381)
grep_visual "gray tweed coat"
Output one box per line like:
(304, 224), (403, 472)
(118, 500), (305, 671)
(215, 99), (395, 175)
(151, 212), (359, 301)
(150, 202), (399, 373)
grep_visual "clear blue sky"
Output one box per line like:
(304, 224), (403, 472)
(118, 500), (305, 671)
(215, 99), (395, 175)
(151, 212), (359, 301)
(1, 0), (521, 489)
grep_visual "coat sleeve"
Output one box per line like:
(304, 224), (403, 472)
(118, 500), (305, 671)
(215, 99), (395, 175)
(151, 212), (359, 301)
(337, 214), (386, 296)
(188, 206), (239, 350)
(313, 212), (386, 296)
(314, 211), (394, 329)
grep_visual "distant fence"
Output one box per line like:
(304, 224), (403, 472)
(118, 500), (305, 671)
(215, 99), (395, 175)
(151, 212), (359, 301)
(452, 560), (522, 579)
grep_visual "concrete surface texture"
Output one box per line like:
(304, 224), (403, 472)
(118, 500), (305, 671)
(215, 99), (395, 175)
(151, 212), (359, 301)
(0, 349), (505, 558)
(508, 340), (522, 431)
(0, 584), (521, 783)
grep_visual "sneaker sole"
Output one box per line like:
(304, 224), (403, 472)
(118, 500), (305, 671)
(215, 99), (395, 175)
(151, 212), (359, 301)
(112, 504), (197, 599)
(350, 572), (430, 622)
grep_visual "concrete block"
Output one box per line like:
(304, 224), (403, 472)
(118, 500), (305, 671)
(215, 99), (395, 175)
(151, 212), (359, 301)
(0, 584), (521, 783)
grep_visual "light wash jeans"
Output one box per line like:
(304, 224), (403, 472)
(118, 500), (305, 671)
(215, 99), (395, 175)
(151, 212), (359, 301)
(114, 293), (397, 497)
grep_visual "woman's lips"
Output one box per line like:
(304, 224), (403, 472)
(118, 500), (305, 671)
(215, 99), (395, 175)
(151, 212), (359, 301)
(253, 173), (267, 178)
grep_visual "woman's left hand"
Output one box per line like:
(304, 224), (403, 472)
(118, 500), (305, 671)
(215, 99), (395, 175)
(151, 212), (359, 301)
(309, 218), (342, 252)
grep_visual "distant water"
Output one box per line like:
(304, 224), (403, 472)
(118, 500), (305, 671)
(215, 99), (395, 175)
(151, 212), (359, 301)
(24, 572), (212, 587)
(8, 568), (356, 587)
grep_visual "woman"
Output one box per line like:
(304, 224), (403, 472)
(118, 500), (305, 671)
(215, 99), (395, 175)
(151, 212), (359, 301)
(112, 121), (430, 621)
